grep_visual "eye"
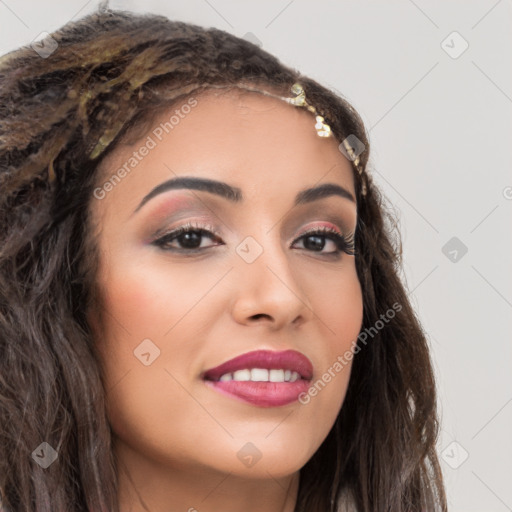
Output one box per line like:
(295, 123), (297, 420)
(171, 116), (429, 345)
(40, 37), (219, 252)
(292, 226), (355, 256)
(151, 222), (356, 256)
(152, 221), (222, 252)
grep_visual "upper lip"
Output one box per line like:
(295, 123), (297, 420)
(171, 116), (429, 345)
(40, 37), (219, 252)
(202, 349), (314, 381)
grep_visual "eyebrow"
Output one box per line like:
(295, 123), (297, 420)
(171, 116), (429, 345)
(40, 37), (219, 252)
(132, 176), (355, 215)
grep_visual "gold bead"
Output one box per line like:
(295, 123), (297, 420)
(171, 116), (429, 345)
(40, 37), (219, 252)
(291, 83), (303, 95)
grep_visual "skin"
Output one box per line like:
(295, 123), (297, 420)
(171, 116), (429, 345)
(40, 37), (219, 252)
(87, 88), (363, 512)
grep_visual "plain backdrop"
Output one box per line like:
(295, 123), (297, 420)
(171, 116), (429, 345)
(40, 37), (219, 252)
(1, 1), (511, 510)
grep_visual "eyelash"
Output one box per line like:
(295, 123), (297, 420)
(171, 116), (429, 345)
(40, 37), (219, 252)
(152, 221), (356, 257)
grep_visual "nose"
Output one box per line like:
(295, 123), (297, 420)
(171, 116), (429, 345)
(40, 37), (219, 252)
(229, 234), (314, 330)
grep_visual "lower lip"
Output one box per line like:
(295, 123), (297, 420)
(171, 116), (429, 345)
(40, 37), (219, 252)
(204, 379), (311, 407)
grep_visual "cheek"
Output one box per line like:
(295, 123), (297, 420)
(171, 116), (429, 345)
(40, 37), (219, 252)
(300, 264), (363, 409)
(305, 260), (363, 348)
(95, 254), (215, 339)
(90, 254), (228, 395)
(91, 262), (211, 448)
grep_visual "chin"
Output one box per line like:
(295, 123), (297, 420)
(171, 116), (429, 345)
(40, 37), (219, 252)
(200, 434), (318, 479)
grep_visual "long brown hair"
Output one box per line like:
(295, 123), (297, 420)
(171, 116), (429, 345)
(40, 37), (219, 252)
(0, 8), (447, 511)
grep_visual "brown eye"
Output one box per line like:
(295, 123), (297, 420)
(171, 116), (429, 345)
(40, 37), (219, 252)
(153, 222), (222, 252)
(292, 227), (355, 256)
(152, 222), (355, 256)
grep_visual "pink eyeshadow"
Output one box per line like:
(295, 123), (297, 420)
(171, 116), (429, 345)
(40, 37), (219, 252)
(143, 195), (199, 223)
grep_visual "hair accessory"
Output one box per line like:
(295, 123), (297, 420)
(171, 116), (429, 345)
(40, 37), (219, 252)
(223, 81), (368, 196)
(283, 82), (367, 197)
(340, 137), (367, 196)
(282, 83), (332, 138)
(220, 82), (333, 138)
(82, 80), (367, 197)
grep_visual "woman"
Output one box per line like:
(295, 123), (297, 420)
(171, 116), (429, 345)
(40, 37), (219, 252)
(0, 7), (447, 512)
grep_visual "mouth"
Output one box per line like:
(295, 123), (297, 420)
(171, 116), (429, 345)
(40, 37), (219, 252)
(201, 349), (313, 407)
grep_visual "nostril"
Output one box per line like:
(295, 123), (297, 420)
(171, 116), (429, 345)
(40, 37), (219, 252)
(251, 314), (270, 321)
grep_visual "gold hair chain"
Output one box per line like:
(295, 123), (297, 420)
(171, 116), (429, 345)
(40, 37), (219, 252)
(281, 82), (367, 197)
(281, 83), (332, 138)
(81, 81), (367, 196)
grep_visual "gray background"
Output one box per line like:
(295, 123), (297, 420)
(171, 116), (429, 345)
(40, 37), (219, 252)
(1, 1), (511, 510)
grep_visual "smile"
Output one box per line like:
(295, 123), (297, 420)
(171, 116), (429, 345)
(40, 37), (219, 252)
(202, 349), (313, 407)
(218, 368), (301, 382)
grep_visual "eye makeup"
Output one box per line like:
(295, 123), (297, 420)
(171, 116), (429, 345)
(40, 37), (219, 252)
(135, 190), (356, 250)
(150, 220), (355, 258)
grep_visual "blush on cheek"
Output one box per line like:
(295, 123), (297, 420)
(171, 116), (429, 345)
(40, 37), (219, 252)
(321, 277), (362, 334)
(101, 268), (171, 333)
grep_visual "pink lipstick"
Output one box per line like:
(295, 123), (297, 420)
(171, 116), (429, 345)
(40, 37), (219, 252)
(202, 349), (313, 407)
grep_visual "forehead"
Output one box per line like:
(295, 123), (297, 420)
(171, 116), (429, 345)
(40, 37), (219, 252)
(172, 87), (328, 146)
(92, 88), (356, 217)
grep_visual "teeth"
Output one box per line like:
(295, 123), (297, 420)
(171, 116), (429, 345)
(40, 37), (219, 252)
(217, 368), (301, 383)
(269, 369), (285, 382)
(251, 368), (269, 381)
(232, 369), (251, 381)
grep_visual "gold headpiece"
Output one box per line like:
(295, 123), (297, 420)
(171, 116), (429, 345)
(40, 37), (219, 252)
(282, 83), (367, 196)
(282, 83), (332, 138)
(236, 82), (367, 197)
(78, 81), (367, 197)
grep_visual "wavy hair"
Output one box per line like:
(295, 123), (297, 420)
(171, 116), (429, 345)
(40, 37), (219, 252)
(0, 8), (447, 512)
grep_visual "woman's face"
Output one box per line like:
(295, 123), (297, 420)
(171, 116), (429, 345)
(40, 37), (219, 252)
(88, 88), (363, 482)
